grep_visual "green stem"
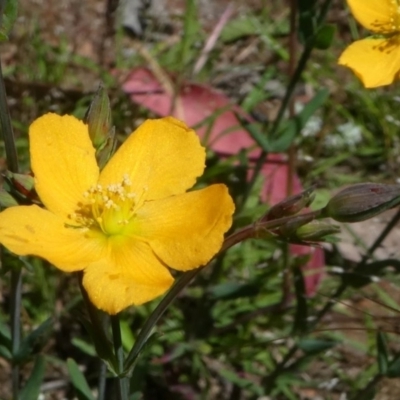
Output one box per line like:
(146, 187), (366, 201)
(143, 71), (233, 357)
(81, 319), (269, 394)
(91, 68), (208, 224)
(0, 56), (19, 173)
(0, 49), (21, 399)
(10, 266), (22, 399)
(111, 315), (129, 400)
(247, 0), (333, 202)
(97, 361), (107, 400)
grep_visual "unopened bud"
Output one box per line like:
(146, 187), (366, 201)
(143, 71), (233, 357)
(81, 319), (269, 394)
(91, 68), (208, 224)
(295, 220), (340, 242)
(263, 186), (316, 221)
(323, 183), (400, 223)
(85, 85), (116, 167)
(273, 212), (317, 238)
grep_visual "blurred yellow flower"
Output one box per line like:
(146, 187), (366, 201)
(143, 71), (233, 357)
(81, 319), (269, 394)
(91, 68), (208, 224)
(339, 0), (400, 88)
(0, 114), (234, 314)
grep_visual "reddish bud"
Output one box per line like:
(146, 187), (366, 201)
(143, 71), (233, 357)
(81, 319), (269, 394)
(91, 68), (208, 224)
(323, 183), (400, 223)
(263, 186), (316, 221)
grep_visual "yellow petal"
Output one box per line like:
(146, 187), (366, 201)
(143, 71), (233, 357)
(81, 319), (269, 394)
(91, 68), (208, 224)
(338, 37), (400, 87)
(30, 113), (99, 218)
(0, 205), (104, 271)
(346, 0), (399, 33)
(99, 117), (206, 200)
(134, 184), (234, 271)
(83, 240), (174, 314)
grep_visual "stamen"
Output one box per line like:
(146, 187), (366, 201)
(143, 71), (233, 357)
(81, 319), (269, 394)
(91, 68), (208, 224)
(69, 176), (145, 235)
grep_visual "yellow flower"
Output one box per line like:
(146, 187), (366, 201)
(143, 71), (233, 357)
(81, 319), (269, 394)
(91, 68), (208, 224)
(338, 0), (400, 88)
(0, 114), (234, 314)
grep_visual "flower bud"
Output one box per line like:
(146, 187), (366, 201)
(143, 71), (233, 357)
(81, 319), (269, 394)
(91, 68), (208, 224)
(295, 220), (340, 242)
(85, 85), (116, 167)
(263, 186), (316, 221)
(323, 183), (400, 223)
(273, 212), (317, 238)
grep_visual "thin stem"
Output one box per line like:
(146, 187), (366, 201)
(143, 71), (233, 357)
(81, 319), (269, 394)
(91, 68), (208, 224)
(124, 210), (323, 372)
(0, 56), (19, 173)
(244, 35), (314, 203)
(111, 315), (129, 400)
(362, 207), (400, 261)
(269, 0), (334, 142)
(270, 45), (313, 141)
(286, 0), (297, 197)
(10, 266), (22, 399)
(97, 361), (107, 400)
(0, 49), (21, 400)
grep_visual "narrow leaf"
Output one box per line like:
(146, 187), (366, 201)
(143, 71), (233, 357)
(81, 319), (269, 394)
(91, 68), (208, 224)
(67, 358), (95, 400)
(20, 356), (46, 400)
(14, 318), (53, 365)
(376, 331), (389, 375)
(387, 356), (400, 378)
(298, 339), (338, 355)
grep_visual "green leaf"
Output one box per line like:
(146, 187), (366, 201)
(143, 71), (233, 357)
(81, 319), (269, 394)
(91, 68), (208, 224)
(0, 344), (11, 359)
(273, 88), (329, 150)
(120, 320), (135, 351)
(0, 0), (18, 42)
(240, 121), (271, 151)
(298, 338), (338, 355)
(67, 358), (95, 400)
(221, 16), (260, 43)
(20, 356), (46, 400)
(387, 356), (400, 378)
(179, 0), (200, 69)
(14, 318), (53, 365)
(242, 89), (329, 152)
(314, 24), (336, 50)
(208, 281), (261, 300)
(376, 331), (389, 375)
(217, 368), (263, 396)
(72, 338), (96, 357)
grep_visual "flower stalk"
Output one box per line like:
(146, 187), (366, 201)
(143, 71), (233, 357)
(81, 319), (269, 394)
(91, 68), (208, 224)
(111, 315), (129, 400)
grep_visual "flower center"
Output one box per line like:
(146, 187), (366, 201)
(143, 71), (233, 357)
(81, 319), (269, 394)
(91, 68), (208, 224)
(70, 174), (146, 236)
(375, 0), (400, 33)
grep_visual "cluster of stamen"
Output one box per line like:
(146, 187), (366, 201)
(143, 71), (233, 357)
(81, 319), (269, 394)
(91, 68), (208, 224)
(371, 0), (400, 34)
(69, 174), (146, 235)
